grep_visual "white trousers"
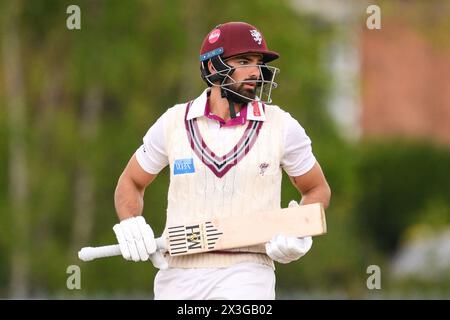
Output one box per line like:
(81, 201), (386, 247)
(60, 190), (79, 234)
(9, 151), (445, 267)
(154, 262), (276, 300)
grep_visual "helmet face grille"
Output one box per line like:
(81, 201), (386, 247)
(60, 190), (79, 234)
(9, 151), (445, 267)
(203, 57), (279, 104)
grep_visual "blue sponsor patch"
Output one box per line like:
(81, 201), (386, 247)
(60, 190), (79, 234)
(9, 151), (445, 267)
(199, 47), (224, 61)
(174, 158), (195, 175)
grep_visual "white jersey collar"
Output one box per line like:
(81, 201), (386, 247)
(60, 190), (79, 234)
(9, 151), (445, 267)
(186, 88), (266, 121)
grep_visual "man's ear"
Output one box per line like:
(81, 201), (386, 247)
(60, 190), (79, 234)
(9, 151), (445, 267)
(207, 60), (216, 74)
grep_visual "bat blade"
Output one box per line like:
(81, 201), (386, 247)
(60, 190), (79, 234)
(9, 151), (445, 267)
(166, 203), (326, 256)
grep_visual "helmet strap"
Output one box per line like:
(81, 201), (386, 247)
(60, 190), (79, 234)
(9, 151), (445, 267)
(221, 88), (237, 119)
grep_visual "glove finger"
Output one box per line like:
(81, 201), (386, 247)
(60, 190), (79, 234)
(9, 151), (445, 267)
(270, 235), (304, 263)
(266, 242), (291, 264)
(275, 234), (296, 258)
(113, 224), (131, 260)
(135, 239), (149, 261)
(283, 236), (305, 260)
(265, 242), (279, 261)
(131, 217), (149, 261)
(301, 236), (313, 252)
(150, 251), (168, 270)
(288, 200), (299, 208)
(265, 242), (274, 258)
(292, 236), (313, 253)
(266, 236), (288, 262)
(122, 218), (141, 262)
(277, 257), (293, 264)
(287, 236), (313, 260)
(136, 216), (156, 254)
(129, 218), (149, 261)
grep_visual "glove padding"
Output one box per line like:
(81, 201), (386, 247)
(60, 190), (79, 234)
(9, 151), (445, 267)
(265, 200), (313, 264)
(113, 216), (168, 269)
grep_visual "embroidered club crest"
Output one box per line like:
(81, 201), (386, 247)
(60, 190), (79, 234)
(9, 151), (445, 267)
(259, 162), (270, 176)
(250, 29), (262, 45)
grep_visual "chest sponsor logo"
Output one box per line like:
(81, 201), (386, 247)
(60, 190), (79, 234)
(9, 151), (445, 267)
(174, 158), (195, 175)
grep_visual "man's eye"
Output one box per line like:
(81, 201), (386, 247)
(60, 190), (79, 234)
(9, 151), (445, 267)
(239, 60), (248, 65)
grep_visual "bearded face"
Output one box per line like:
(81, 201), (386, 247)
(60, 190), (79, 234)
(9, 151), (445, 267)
(224, 77), (258, 104)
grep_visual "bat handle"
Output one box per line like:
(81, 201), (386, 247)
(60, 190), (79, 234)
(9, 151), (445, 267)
(78, 236), (166, 262)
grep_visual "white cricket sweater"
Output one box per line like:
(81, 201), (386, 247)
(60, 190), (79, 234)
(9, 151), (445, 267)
(161, 100), (285, 269)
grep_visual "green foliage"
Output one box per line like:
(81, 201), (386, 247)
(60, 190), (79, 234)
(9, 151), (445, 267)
(354, 140), (450, 253)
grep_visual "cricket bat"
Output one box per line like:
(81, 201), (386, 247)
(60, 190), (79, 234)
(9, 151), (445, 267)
(78, 202), (326, 262)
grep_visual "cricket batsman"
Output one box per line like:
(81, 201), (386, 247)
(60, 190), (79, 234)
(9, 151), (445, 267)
(112, 21), (331, 299)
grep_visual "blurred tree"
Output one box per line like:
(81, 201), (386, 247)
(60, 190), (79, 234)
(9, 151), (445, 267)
(70, 0), (105, 267)
(1, 0), (30, 297)
(355, 140), (450, 253)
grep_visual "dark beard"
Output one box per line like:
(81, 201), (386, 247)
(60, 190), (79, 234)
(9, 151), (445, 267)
(225, 81), (257, 104)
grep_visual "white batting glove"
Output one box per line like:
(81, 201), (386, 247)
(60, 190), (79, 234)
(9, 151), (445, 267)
(113, 216), (168, 269)
(265, 200), (313, 264)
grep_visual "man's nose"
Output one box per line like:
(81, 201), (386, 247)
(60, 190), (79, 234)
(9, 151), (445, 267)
(248, 65), (261, 79)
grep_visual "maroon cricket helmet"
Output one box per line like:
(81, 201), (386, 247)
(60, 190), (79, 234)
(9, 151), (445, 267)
(199, 22), (279, 63)
(198, 22), (280, 106)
